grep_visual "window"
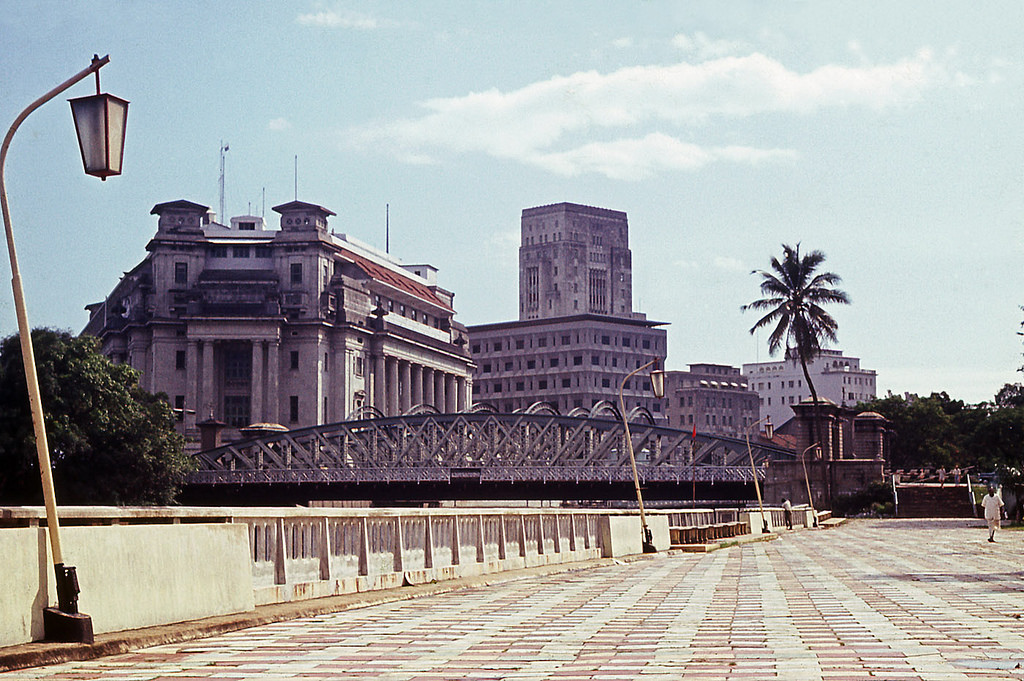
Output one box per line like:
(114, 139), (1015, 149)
(255, 246), (272, 258)
(537, 337), (547, 348)
(174, 395), (185, 422)
(561, 335), (570, 345)
(549, 358), (558, 368)
(527, 360), (536, 369)
(354, 354), (363, 376)
(233, 246), (250, 258)
(493, 342), (502, 351)
(238, 221), (256, 231)
(515, 339), (525, 350)
(290, 262), (303, 284)
(289, 396), (299, 423)
(224, 350), (251, 383)
(174, 262), (188, 285)
(224, 395), (251, 427)
(290, 351), (299, 370)
(210, 246), (227, 258)
(539, 379), (548, 389)
(504, 361), (513, 371)
(642, 339), (651, 349)
(482, 363), (491, 373)
(562, 378), (571, 388)
(175, 350), (186, 370)
(601, 335), (610, 345)
(573, 355), (583, 366)
(601, 378), (610, 388)
(591, 355), (600, 366)
(516, 382), (525, 392)
(471, 344), (480, 354)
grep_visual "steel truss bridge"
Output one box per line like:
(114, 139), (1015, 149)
(184, 403), (795, 504)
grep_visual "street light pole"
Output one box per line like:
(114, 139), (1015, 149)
(1, 54), (127, 644)
(801, 442), (820, 527)
(618, 358), (664, 554)
(744, 415), (773, 535)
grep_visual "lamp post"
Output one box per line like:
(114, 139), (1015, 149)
(801, 442), (820, 528)
(1, 55), (128, 643)
(744, 415), (774, 535)
(618, 358), (665, 553)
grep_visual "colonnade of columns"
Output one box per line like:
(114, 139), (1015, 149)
(371, 354), (469, 417)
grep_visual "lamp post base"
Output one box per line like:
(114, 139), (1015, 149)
(43, 608), (93, 644)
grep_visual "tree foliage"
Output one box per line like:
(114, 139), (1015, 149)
(0, 329), (194, 505)
(858, 387), (1024, 474)
(742, 243), (850, 455)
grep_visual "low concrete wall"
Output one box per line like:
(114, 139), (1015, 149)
(0, 506), (674, 646)
(0, 522), (253, 648)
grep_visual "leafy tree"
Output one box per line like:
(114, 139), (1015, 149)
(742, 243), (850, 459)
(995, 383), (1024, 408)
(0, 329), (194, 504)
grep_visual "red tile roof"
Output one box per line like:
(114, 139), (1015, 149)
(341, 249), (452, 312)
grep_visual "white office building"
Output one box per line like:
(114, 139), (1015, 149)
(743, 348), (877, 427)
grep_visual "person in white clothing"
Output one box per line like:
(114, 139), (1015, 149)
(981, 485), (1005, 543)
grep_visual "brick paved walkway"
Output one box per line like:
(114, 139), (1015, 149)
(3, 519), (1023, 680)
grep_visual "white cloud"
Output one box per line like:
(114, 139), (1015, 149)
(351, 50), (946, 179)
(672, 32), (749, 60)
(612, 37), (633, 49)
(297, 9), (380, 29)
(713, 256), (747, 273)
(268, 117), (291, 131)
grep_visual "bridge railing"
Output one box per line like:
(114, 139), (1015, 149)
(229, 507), (606, 605)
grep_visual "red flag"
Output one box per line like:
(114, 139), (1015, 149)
(692, 424), (697, 438)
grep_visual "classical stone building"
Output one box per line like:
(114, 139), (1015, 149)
(742, 348), (878, 427)
(661, 364), (760, 437)
(469, 202), (667, 417)
(83, 199), (473, 446)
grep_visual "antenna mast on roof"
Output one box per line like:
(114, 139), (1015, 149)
(294, 155), (298, 201)
(386, 203), (389, 254)
(219, 141), (229, 223)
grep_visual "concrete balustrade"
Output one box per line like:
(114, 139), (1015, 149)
(0, 506), (670, 646)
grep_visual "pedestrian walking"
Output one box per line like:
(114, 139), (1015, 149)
(952, 464), (962, 485)
(981, 485), (1005, 542)
(782, 498), (793, 530)
(938, 466), (947, 487)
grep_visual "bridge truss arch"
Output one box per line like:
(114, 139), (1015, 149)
(190, 411), (794, 497)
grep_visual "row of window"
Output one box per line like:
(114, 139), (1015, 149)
(474, 375), (653, 394)
(473, 334), (655, 354)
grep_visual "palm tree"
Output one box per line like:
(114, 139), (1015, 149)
(742, 244), (850, 488)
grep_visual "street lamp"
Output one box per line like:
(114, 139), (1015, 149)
(801, 442), (820, 528)
(744, 415), (774, 534)
(618, 358), (665, 554)
(0, 55), (128, 643)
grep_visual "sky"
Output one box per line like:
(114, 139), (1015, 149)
(1, 2), (1022, 405)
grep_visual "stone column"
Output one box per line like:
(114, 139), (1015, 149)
(456, 376), (468, 412)
(387, 356), (399, 416)
(434, 370), (446, 412)
(445, 373), (457, 412)
(200, 340), (214, 420)
(185, 340), (198, 430)
(267, 341), (280, 424)
(399, 360), (412, 414)
(251, 341), (264, 423)
(411, 363), (423, 409)
(373, 354), (386, 413)
(423, 367), (435, 408)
